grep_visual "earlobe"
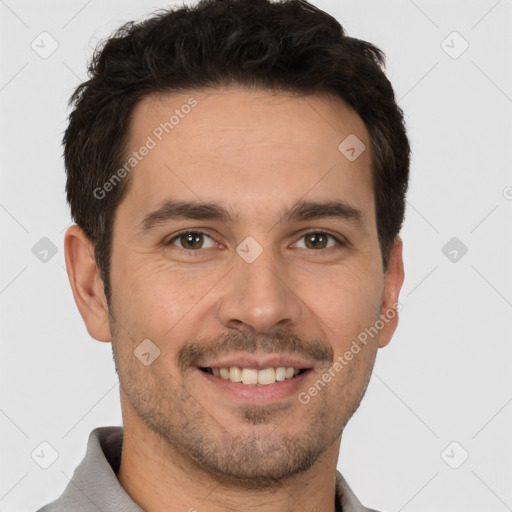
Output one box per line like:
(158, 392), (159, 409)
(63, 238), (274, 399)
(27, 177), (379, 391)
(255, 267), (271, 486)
(378, 236), (405, 349)
(64, 225), (112, 342)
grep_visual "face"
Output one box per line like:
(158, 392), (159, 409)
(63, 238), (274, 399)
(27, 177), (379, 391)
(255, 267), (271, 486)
(73, 86), (403, 487)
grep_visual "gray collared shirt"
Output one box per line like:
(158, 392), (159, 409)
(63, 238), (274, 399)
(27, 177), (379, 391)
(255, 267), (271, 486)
(36, 426), (380, 512)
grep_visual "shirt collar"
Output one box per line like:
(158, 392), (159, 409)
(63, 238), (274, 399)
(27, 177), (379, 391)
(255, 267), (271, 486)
(39, 426), (375, 512)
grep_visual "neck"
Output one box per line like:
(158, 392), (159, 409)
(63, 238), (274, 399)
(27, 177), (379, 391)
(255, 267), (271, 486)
(117, 406), (341, 512)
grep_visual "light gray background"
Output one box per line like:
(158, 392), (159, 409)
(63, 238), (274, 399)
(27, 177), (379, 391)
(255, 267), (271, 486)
(1, 0), (511, 511)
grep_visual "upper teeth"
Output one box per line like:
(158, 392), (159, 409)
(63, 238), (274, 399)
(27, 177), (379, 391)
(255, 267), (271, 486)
(211, 367), (300, 385)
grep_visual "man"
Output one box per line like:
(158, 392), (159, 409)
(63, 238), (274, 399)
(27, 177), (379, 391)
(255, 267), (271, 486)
(37, 0), (409, 510)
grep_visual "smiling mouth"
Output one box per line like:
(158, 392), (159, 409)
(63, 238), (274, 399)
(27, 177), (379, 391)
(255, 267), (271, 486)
(199, 366), (309, 385)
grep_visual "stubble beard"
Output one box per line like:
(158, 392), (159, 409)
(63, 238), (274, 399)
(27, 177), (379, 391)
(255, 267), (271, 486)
(108, 307), (376, 489)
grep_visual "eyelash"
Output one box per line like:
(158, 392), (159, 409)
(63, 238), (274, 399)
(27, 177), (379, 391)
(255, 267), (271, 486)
(166, 229), (345, 254)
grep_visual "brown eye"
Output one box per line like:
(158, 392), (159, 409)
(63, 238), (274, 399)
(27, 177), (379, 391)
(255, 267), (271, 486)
(305, 232), (328, 249)
(168, 231), (215, 250)
(294, 231), (342, 250)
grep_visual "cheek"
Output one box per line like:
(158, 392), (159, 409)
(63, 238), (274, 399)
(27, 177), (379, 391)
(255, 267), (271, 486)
(114, 260), (220, 339)
(308, 266), (383, 336)
(111, 240), (384, 343)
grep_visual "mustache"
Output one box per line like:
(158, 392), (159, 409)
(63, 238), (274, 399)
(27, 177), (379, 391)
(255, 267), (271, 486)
(177, 330), (333, 372)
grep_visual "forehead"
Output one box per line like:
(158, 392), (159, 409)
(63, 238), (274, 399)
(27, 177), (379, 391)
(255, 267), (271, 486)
(120, 86), (374, 228)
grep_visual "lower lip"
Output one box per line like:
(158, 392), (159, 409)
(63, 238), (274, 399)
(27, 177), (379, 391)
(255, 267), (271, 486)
(198, 369), (313, 403)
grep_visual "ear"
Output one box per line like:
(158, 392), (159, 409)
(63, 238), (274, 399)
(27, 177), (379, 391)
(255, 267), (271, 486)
(64, 225), (112, 342)
(378, 236), (405, 348)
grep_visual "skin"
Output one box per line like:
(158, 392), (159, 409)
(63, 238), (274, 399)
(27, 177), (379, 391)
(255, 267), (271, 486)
(64, 86), (404, 512)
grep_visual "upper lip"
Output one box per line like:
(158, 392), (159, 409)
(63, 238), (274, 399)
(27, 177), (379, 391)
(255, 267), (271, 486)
(198, 354), (316, 370)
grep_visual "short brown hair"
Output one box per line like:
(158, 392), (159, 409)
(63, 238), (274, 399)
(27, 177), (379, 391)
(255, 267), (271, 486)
(63, 0), (410, 304)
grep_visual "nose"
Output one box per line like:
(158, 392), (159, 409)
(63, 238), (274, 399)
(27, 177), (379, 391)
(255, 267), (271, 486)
(217, 247), (303, 335)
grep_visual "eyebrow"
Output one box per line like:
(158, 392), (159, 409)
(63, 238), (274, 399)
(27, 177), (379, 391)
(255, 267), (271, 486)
(136, 198), (366, 235)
